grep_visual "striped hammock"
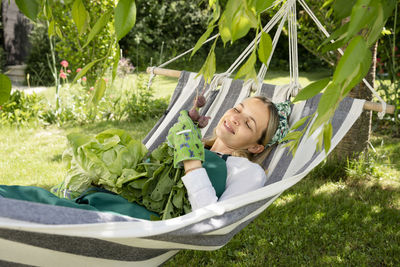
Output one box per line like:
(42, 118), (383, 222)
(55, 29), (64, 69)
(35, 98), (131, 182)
(0, 71), (365, 266)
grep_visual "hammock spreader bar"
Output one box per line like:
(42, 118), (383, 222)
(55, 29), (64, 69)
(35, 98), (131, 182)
(146, 67), (395, 115)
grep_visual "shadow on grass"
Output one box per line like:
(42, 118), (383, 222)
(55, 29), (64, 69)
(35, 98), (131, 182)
(166, 170), (400, 266)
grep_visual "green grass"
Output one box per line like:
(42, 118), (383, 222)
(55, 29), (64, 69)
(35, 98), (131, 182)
(2, 70), (399, 265)
(0, 119), (158, 189)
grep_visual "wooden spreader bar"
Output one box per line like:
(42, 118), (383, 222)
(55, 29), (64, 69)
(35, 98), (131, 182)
(146, 67), (395, 114)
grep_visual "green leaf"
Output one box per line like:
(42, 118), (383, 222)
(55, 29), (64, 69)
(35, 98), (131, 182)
(191, 25), (215, 58)
(90, 78), (107, 106)
(320, 23), (349, 47)
(256, 0), (274, 14)
(293, 78), (331, 103)
(346, 0), (374, 40)
(332, 0), (357, 20)
(218, 0), (241, 44)
(72, 58), (103, 83)
(48, 20), (55, 37)
(231, 10), (253, 42)
(115, 0), (136, 41)
(258, 32), (272, 66)
(72, 0), (89, 35)
(333, 36), (367, 84)
(198, 39), (217, 84)
(55, 25), (63, 39)
(323, 123), (332, 154)
(366, 3), (385, 46)
(321, 0), (334, 9)
(15, 0), (39, 21)
(280, 131), (302, 142)
(316, 130), (324, 152)
(0, 74), (12, 105)
(290, 115), (311, 131)
(308, 83), (340, 135)
(317, 82), (341, 118)
(235, 51), (257, 80)
(112, 44), (120, 82)
(83, 11), (112, 48)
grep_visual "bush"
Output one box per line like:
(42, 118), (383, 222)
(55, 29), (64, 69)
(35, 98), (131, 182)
(25, 22), (54, 86)
(50, 0), (117, 85)
(44, 74), (169, 126)
(119, 0), (209, 71)
(0, 91), (48, 126)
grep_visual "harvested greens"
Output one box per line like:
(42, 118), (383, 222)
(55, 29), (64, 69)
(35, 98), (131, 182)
(58, 129), (191, 220)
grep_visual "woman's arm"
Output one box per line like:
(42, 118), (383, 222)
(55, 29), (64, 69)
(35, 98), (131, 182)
(181, 157), (267, 210)
(181, 160), (218, 210)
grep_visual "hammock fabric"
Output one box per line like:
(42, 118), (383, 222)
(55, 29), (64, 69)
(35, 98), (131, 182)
(0, 71), (365, 266)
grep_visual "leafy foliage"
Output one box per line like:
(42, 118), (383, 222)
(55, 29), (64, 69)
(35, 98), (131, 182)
(50, 0), (117, 85)
(375, 2), (400, 135)
(0, 91), (47, 126)
(25, 22), (54, 86)
(119, 0), (210, 70)
(60, 129), (191, 220)
(195, 0), (397, 155)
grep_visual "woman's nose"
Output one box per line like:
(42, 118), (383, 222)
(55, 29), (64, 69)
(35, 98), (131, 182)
(232, 114), (241, 125)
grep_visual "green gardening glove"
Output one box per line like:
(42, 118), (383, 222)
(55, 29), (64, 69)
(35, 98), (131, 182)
(167, 110), (205, 168)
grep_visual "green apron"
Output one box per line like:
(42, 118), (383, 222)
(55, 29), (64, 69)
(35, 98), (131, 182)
(0, 149), (228, 220)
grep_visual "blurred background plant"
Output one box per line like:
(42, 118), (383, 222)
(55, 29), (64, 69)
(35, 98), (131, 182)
(374, 3), (399, 137)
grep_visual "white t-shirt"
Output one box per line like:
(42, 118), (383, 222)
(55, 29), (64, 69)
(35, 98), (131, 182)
(181, 156), (267, 210)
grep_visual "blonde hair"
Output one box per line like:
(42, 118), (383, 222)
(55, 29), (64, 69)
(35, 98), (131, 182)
(203, 96), (279, 166)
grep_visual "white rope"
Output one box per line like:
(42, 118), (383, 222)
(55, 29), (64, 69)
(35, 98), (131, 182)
(225, 0), (291, 76)
(288, 0), (300, 96)
(298, 0), (387, 118)
(255, 11), (288, 94)
(207, 0), (291, 92)
(147, 34), (220, 88)
(257, 11), (288, 81)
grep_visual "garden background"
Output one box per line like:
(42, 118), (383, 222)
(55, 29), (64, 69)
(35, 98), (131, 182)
(0, 0), (399, 265)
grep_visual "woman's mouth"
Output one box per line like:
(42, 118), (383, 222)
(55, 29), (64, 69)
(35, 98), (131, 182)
(224, 120), (235, 134)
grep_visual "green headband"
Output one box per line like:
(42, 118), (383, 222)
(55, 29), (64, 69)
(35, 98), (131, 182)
(265, 100), (291, 148)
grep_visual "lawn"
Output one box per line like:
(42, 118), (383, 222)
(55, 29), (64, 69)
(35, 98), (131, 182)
(1, 71), (399, 265)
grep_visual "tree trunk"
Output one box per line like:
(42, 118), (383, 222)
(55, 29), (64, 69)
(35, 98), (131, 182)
(329, 42), (378, 161)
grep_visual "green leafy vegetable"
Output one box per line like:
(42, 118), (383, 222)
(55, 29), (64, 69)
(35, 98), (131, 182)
(57, 129), (191, 219)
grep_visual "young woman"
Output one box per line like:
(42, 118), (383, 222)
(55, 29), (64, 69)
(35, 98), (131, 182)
(169, 96), (291, 210)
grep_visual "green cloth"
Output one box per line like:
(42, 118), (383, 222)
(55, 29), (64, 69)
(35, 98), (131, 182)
(0, 150), (228, 220)
(167, 110), (205, 167)
(0, 185), (158, 220)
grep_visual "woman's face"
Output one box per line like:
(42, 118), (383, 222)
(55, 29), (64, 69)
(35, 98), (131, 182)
(214, 98), (270, 153)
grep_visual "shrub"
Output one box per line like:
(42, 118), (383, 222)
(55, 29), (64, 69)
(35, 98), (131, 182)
(124, 76), (169, 122)
(119, 0), (209, 71)
(25, 22), (54, 86)
(50, 0), (117, 85)
(0, 91), (48, 126)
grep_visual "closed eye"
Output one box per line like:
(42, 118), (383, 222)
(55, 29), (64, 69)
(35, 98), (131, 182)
(233, 107), (252, 129)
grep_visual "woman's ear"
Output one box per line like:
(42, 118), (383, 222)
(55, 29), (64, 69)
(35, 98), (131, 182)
(247, 144), (265, 154)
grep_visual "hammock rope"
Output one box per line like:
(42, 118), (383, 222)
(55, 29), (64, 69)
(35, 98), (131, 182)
(297, 0), (387, 118)
(146, 0), (391, 116)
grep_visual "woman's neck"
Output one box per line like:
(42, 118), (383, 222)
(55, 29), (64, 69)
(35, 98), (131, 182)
(210, 138), (234, 155)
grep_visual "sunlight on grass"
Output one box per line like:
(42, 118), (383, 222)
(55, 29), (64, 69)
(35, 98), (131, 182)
(0, 126), (67, 188)
(273, 193), (300, 206)
(313, 182), (347, 196)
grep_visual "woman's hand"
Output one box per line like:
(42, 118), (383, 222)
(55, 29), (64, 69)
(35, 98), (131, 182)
(167, 110), (205, 168)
